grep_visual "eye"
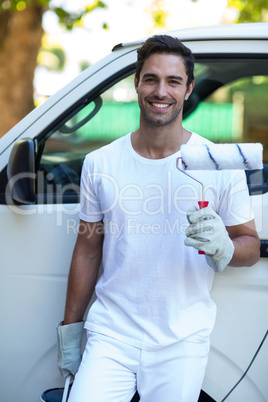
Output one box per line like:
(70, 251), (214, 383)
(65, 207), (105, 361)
(144, 77), (155, 83)
(169, 79), (180, 85)
(142, 75), (157, 83)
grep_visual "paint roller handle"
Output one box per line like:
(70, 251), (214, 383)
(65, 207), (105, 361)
(198, 201), (209, 255)
(62, 374), (72, 402)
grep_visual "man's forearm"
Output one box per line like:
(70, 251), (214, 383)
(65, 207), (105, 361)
(64, 249), (101, 324)
(64, 229), (102, 324)
(226, 220), (260, 268)
(63, 221), (104, 325)
(229, 235), (260, 267)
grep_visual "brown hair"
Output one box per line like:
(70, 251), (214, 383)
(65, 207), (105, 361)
(136, 34), (194, 88)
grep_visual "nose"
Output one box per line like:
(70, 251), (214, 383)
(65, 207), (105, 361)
(154, 80), (168, 98)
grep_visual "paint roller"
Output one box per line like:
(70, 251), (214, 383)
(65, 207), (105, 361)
(176, 142), (263, 254)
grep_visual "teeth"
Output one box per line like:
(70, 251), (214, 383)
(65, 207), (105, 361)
(152, 103), (169, 108)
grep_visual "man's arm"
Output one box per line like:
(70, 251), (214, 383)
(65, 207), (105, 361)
(64, 219), (104, 325)
(227, 219), (260, 267)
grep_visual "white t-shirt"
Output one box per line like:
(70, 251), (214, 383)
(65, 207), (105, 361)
(79, 132), (253, 350)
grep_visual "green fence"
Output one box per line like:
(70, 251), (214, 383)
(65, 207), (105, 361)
(184, 102), (240, 141)
(76, 101), (240, 143)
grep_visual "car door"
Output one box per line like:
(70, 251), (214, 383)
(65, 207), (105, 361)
(0, 48), (139, 402)
(0, 30), (267, 402)
(185, 56), (268, 402)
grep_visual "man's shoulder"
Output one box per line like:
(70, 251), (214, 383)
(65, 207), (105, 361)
(84, 133), (130, 164)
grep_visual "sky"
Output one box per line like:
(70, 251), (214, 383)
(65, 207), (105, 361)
(36, 0), (236, 96)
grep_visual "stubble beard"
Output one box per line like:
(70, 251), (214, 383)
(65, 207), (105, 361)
(140, 101), (183, 128)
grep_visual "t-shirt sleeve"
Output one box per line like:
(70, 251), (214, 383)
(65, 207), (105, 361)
(79, 157), (104, 222)
(217, 170), (254, 226)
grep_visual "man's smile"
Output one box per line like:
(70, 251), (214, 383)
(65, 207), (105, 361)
(147, 98), (174, 111)
(151, 102), (170, 109)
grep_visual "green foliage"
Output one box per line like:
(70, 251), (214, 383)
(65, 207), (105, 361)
(0, 0), (108, 30)
(0, 0), (37, 11)
(150, 0), (168, 28)
(50, 0), (107, 30)
(79, 60), (90, 72)
(37, 46), (66, 71)
(85, 0), (106, 13)
(227, 0), (268, 22)
(37, 0), (50, 6)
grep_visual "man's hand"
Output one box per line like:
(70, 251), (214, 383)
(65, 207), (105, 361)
(56, 321), (84, 379)
(184, 205), (235, 272)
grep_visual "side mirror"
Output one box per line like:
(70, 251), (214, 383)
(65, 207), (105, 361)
(7, 138), (36, 204)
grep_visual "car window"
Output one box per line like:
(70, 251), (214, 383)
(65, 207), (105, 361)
(35, 57), (268, 203)
(36, 75), (139, 203)
(184, 59), (268, 195)
(185, 61), (268, 153)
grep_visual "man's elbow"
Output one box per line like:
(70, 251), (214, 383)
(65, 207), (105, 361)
(230, 235), (261, 267)
(245, 236), (261, 267)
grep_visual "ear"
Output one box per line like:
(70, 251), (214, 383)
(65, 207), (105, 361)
(184, 80), (194, 101)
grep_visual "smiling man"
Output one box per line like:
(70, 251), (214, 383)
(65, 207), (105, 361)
(57, 35), (260, 402)
(132, 50), (194, 158)
(135, 54), (193, 129)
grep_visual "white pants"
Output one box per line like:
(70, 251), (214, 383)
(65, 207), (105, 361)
(68, 331), (210, 402)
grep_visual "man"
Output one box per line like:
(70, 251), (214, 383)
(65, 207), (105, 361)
(57, 35), (260, 401)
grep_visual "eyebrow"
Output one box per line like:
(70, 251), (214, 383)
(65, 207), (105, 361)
(142, 73), (184, 81)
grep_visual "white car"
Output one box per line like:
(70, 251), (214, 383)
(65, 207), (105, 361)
(0, 23), (267, 402)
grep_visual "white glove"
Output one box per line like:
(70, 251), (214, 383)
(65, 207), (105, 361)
(56, 321), (84, 379)
(184, 205), (235, 272)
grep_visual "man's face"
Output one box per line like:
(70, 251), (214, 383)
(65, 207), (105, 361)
(135, 53), (194, 128)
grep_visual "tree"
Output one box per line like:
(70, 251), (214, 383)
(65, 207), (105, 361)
(227, 0), (268, 22)
(0, 0), (107, 137)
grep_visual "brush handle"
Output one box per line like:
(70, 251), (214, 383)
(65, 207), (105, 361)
(62, 374), (72, 402)
(198, 201), (209, 255)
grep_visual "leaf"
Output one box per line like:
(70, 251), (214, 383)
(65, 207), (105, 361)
(85, 0), (107, 13)
(37, 0), (50, 6)
(227, 0), (268, 22)
(54, 7), (68, 20)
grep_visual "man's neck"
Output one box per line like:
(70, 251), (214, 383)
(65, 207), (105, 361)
(131, 125), (191, 160)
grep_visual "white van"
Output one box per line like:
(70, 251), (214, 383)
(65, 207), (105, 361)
(0, 23), (267, 402)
